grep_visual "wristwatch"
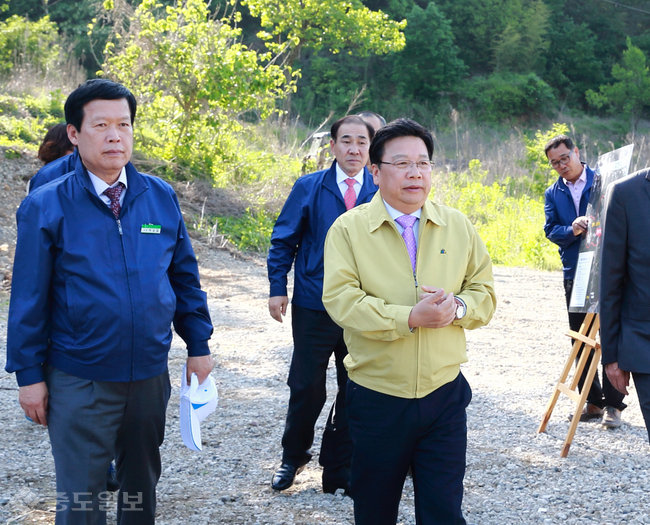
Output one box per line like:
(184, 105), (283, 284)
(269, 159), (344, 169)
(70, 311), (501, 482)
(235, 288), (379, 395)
(455, 298), (467, 320)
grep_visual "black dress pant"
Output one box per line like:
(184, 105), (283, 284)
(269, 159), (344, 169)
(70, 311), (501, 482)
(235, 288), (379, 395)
(46, 366), (171, 525)
(564, 279), (625, 410)
(631, 373), (650, 442)
(346, 374), (471, 525)
(281, 304), (352, 481)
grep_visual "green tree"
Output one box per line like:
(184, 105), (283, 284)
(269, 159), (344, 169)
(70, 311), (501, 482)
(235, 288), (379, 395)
(586, 38), (650, 134)
(543, 19), (605, 106)
(493, 0), (549, 75)
(436, 0), (510, 75)
(101, 0), (292, 183)
(388, 3), (467, 99)
(242, 0), (406, 70)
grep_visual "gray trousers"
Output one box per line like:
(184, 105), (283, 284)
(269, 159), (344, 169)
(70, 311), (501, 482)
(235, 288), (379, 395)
(45, 366), (171, 525)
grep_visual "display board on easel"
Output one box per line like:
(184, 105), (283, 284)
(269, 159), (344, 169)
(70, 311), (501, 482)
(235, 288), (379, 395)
(569, 144), (635, 313)
(538, 144), (634, 457)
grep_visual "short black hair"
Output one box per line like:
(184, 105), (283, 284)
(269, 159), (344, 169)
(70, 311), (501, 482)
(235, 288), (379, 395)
(369, 118), (434, 166)
(357, 111), (386, 128)
(64, 79), (137, 131)
(544, 134), (575, 158)
(330, 115), (375, 142)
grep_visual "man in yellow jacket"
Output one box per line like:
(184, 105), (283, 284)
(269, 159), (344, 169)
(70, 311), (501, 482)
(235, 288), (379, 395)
(323, 118), (496, 525)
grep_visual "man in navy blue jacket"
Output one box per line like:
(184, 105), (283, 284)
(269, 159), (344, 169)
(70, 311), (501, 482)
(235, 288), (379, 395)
(28, 149), (79, 193)
(6, 79), (213, 525)
(544, 134), (625, 428)
(267, 115), (378, 494)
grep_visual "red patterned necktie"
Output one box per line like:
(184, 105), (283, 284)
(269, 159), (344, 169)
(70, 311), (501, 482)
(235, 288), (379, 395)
(395, 215), (418, 272)
(344, 178), (357, 210)
(103, 183), (125, 219)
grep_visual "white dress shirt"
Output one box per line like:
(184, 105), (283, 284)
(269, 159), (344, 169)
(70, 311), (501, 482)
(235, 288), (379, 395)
(335, 163), (364, 200)
(88, 167), (128, 207)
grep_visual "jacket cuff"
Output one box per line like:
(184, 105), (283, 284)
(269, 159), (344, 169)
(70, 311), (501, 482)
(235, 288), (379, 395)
(15, 364), (46, 387)
(396, 306), (414, 337)
(269, 284), (288, 298)
(186, 340), (211, 357)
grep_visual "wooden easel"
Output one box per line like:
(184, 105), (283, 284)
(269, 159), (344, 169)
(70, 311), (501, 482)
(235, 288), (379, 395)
(537, 312), (601, 457)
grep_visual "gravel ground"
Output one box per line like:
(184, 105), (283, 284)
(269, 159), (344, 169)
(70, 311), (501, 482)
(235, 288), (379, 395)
(2, 150), (650, 524)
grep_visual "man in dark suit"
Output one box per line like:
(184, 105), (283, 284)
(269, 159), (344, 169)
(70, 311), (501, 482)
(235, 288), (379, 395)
(601, 168), (650, 440)
(544, 134), (626, 427)
(267, 115), (378, 494)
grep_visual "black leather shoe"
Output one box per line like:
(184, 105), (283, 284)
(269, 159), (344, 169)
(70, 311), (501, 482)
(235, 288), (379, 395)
(271, 463), (304, 491)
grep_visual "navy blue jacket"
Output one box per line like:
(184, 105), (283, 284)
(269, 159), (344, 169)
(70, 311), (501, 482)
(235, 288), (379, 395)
(268, 162), (379, 311)
(29, 150), (78, 193)
(543, 164), (594, 280)
(6, 157), (213, 386)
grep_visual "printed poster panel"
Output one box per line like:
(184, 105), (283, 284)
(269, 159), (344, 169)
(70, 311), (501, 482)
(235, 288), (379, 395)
(569, 144), (634, 312)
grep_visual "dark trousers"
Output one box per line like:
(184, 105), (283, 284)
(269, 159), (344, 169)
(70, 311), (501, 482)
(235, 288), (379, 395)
(564, 279), (626, 410)
(281, 304), (352, 482)
(632, 373), (650, 442)
(346, 374), (471, 525)
(46, 366), (171, 525)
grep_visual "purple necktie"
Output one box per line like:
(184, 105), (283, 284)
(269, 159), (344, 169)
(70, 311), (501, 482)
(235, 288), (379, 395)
(103, 183), (124, 219)
(395, 215), (417, 272)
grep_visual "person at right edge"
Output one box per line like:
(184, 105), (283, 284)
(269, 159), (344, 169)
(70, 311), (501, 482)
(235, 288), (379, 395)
(543, 134), (626, 428)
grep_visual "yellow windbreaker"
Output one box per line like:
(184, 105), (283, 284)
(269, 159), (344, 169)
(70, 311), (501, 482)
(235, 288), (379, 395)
(323, 192), (496, 399)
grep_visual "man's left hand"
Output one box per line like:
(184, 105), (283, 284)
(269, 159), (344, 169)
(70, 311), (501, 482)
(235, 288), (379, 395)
(186, 354), (215, 384)
(605, 362), (630, 395)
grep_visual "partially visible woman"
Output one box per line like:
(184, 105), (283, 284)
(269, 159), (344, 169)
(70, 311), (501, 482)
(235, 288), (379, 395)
(29, 124), (78, 194)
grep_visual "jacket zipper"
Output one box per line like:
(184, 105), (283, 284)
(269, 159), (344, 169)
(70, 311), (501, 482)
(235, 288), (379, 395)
(116, 217), (137, 380)
(413, 265), (419, 398)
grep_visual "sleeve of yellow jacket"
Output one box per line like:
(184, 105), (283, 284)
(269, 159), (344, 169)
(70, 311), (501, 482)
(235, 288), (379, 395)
(453, 216), (497, 331)
(322, 218), (414, 342)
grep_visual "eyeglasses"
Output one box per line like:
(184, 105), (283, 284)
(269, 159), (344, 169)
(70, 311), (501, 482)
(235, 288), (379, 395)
(378, 160), (434, 172)
(549, 150), (574, 169)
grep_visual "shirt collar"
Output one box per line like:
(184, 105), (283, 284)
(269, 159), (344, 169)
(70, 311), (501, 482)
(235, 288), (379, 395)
(335, 162), (364, 185)
(565, 164), (587, 187)
(88, 167), (128, 196)
(382, 199), (422, 221)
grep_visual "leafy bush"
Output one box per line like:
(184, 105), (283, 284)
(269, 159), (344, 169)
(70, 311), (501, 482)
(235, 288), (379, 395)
(0, 15), (60, 77)
(464, 72), (556, 122)
(436, 161), (560, 271)
(0, 91), (67, 150)
(521, 122), (570, 197)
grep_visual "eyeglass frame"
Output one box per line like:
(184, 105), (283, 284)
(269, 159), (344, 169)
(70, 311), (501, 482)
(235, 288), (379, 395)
(377, 159), (435, 172)
(548, 150), (574, 169)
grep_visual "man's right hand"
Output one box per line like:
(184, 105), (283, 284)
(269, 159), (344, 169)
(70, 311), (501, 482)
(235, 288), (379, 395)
(572, 216), (588, 236)
(605, 362), (630, 395)
(19, 381), (49, 427)
(408, 287), (456, 329)
(269, 296), (288, 323)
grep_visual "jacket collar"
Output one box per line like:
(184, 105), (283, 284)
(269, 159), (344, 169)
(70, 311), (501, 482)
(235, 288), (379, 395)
(322, 160), (377, 203)
(74, 156), (149, 213)
(367, 192), (446, 233)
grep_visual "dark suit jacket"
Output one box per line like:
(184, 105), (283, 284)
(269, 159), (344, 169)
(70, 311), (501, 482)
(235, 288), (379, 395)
(600, 169), (650, 371)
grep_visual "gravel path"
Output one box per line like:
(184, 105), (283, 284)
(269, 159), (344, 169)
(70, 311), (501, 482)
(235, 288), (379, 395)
(0, 249), (650, 525)
(2, 238), (650, 524)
